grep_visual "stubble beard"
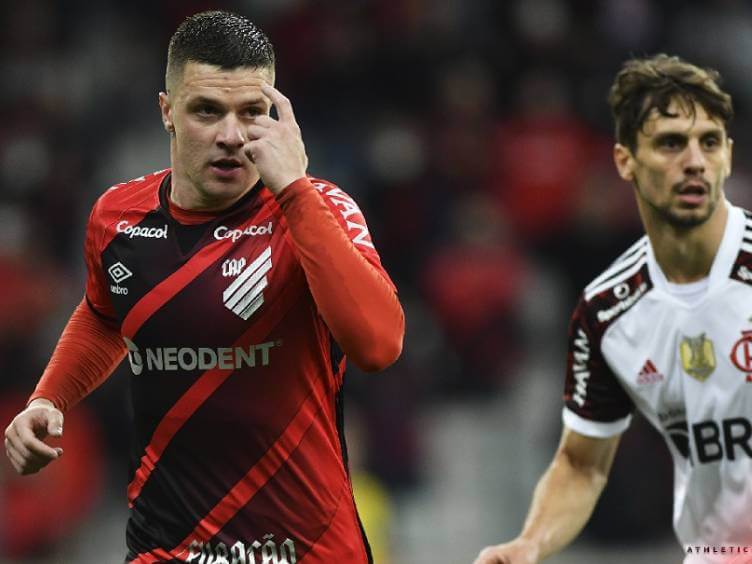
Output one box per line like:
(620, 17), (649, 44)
(637, 178), (720, 230)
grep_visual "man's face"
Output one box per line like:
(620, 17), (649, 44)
(615, 99), (733, 229)
(159, 62), (274, 209)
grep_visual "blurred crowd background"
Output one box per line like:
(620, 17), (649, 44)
(2, 0), (752, 562)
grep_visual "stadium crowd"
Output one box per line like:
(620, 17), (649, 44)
(2, 0), (751, 562)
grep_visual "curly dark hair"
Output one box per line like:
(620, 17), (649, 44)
(166, 10), (275, 90)
(608, 54), (733, 152)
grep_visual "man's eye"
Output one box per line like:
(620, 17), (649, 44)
(243, 108), (263, 118)
(196, 105), (218, 116)
(703, 137), (720, 149)
(657, 136), (683, 150)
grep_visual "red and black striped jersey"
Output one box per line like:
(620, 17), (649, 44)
(84, 169), (394, 563)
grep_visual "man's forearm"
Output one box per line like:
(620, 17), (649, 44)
(276, 179), (404, 371)
(29, 298), (127, 411)
(519, 448), (610, 559)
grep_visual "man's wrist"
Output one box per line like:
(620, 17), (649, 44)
(269, 175), (307, 196)
(517, 535), (543, 557)
(274, 177), (314, 206)
(27, 398), (56, 410)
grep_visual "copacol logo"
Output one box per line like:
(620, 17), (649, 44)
(116, 220), (168, 239)
(214, 222), (273, 242)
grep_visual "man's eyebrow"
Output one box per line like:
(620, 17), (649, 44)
(240, 97), (269, 106)
(187, 95), (225, 106)
(699, 127), (724, 136)
(187, 95), (267, 107)
(651, 125), (724, 138)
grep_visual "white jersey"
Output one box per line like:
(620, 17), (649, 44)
(563, 202), (752, 562)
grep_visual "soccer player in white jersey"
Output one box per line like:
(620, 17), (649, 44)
(474, 54), (752, 564)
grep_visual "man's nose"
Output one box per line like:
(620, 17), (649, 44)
(217, 116), (246, 149)
(683, 140), (706, 176)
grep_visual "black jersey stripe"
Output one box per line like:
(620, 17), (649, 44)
(585, 254), (648, 301)
(613, 236), (649, 264)
(586, 249), (648, 297)
(586, 238), (648, 293)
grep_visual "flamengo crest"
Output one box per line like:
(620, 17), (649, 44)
(730, 329), (752, 382)
(679, 333), (716, 382)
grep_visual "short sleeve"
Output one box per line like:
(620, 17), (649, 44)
(562, 296), (634, 437)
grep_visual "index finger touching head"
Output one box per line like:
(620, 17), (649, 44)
(261, 84), (295, 123)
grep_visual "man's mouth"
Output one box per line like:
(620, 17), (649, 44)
(211, 158), (243, 170)
(676, 180), (709, 206)
(677, 182), (708, 195)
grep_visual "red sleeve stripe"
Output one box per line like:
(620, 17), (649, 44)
(126, 269), (303, 507)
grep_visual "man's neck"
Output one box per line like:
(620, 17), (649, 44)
(643, 202), (728, 284)
(169, 172), (259, 213)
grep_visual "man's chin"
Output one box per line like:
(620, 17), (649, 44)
(665, 206), (714, 229)
(196, 180), (249, 208)
(206, 176), (250, 194)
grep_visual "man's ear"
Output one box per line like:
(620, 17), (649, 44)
(613, 143), (636, 182)
(159, 92), (174, 133)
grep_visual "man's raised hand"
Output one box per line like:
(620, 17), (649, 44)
(245, 84), (308, 195)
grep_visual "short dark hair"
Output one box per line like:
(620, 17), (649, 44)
(608, 54), (733, 153)
(166, 11), (275, 90)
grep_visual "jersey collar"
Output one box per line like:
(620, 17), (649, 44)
(158, 171), (266, 223)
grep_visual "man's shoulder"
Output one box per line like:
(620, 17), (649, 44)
(577, 236), (653, 327)
(731, 207), (752, 286)
(84, 169), (168, 248)
(93, 169), (169, 213)
(300, 174), (379, 253)
(305, 175), (351, 198)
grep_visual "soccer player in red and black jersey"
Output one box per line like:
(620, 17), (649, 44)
(4, 11), (404, 564)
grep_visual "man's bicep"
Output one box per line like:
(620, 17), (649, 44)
(557, 425), (622, 478)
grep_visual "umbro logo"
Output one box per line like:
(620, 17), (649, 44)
(636, 359), (664, 385)
(108, 262), (132, 296)
(222, 246), (272, 320)
(108, 262), (133, 284)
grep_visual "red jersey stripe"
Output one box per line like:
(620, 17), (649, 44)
(121, 198), (280, 339)
(132, 391), (323, 563)
(121, 238), (228, 339)
(126, 269), (302, 507)
(303, 485), (368, 563)
(130, 547), (173, 563)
